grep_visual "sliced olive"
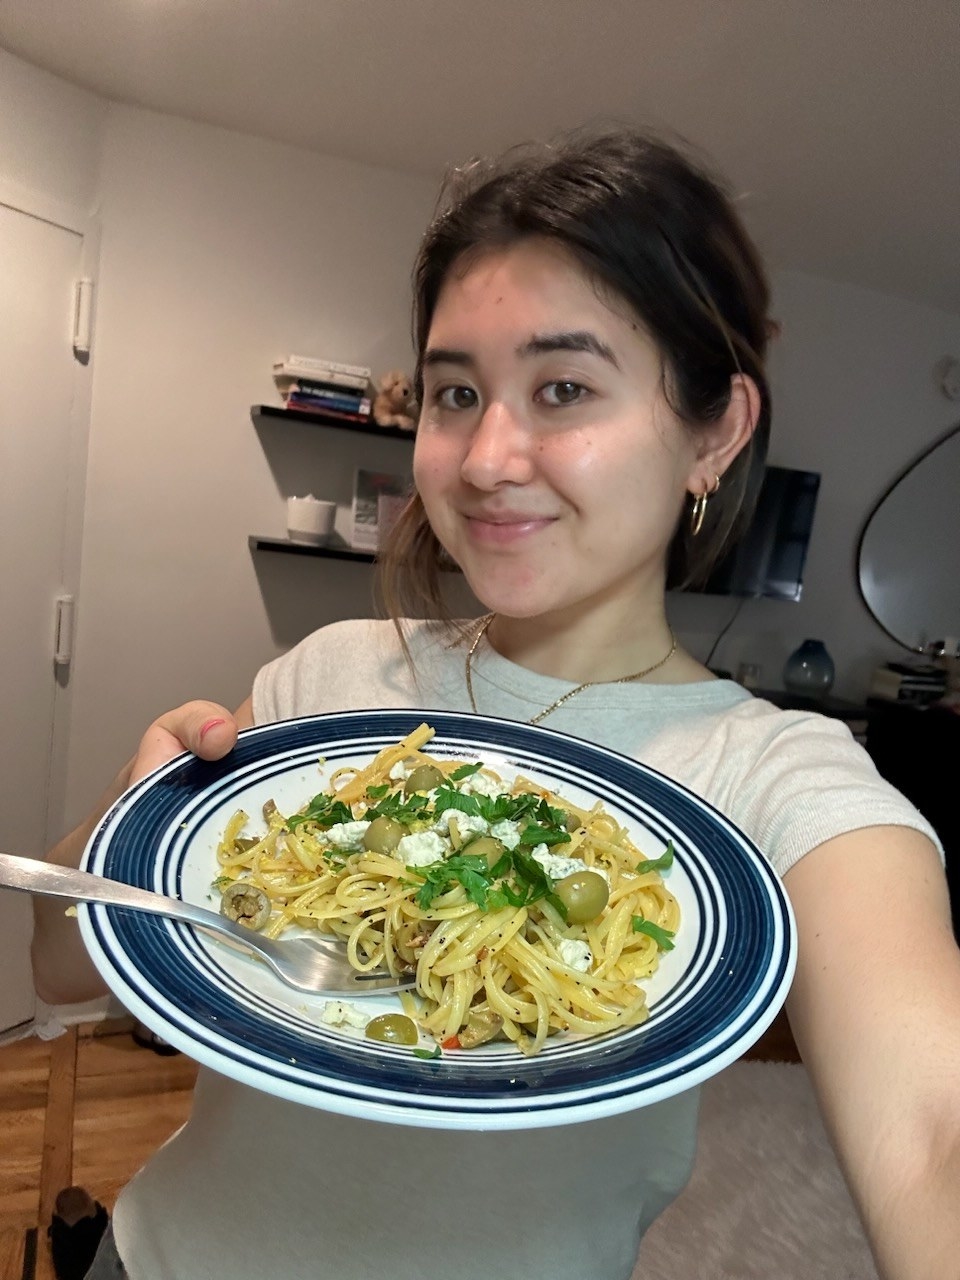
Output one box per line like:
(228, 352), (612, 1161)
(463, 835), (506, 869)
(362, 815), (405, 854)
(554, 870), (609, 924)
(364, 1013), (419, 1045)
(457, 1009), (503, 1048)
(403, 764), (445, 795)
(219, 882), (271, 930)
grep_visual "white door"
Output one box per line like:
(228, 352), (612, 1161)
(0, 200), (87, 1033)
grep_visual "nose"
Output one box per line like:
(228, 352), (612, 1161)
(459, 401), (535, 491)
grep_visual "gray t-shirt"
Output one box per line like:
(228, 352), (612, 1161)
(112, 618), (939, 1280)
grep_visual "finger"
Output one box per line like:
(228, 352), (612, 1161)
(131, 701), (239, 783)
(154, 701), (239, 759)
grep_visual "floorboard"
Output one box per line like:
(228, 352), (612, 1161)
(0, 1007), (795, 1275)
(0, 1023), (197, 1276)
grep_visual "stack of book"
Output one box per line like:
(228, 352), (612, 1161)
(273, 354), (372, 424)
(868, 661), (948, 706)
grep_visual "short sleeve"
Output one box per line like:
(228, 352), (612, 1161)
(723, 706), (944, 876)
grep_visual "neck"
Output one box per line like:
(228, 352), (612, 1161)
(484, 600), (678, 685)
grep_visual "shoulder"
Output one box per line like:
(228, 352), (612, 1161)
(701, 694), (942, 875)
(251, 619), (401, 724)
(250, 618), (463, 724)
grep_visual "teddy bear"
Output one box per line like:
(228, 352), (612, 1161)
(372, 369), (417, 431)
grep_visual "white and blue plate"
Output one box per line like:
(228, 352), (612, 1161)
(80, 710), (796, 1130)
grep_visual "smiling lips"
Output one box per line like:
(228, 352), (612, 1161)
(463, 511), (558, 545)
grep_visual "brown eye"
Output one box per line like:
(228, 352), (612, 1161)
(540, 381), (586, 406)
(437, 385), (477, 410)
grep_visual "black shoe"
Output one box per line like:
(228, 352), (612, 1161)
(131, 1020), (181, 1056)
(48, 1186), (109, 1280)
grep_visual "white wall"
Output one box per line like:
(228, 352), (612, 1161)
(61, 103), (441, 828)
(668, 274), (960, 695)
(2, 52), (958, 834)
(0, 48), (104, 209)
(0, 52), (106, 849)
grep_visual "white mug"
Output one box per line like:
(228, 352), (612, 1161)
(287, 495), (337, 544)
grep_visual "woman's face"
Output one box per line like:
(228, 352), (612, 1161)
(414, 238), (707, 624)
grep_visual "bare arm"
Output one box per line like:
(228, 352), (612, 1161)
(784, 826), (960, 1280)
(31, 697), (254, 1005)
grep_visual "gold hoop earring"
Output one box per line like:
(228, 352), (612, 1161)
(690, 473), (721, 537)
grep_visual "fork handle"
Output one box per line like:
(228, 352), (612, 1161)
(0, 851), (255, 949)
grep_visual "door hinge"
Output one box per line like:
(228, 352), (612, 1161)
(54, 594), (75, 667)
(72, 278), (94, 357)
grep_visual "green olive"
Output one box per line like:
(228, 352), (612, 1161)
(219, 882), (271, 930)
(562, 810), (582, 833)
(463, 836), (506, 869)
(364, 1013), (419, 1045)
(403, 764), (445, 795)
(554, 870), (610, 924)
(362, 815), (405, 854)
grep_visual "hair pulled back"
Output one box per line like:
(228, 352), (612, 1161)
(380, 127), (772, 622)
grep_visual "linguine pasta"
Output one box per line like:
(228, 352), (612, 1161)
(214, 724), (680, 1055)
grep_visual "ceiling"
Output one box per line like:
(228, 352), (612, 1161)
(1, 0), (957, 312)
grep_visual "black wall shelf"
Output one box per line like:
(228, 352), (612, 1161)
(249, 535), (377, 564)
(252, 403), (415, 443)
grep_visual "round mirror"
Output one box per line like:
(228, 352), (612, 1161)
(857, 422), (960, 652)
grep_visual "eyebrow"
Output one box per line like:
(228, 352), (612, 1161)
(518, 331), (620, 367)
(421, 330), (620, 372)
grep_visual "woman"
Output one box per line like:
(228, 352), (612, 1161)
(34, 130), (960, 1280)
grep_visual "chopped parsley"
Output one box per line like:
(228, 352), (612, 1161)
(635, 841), (675, 876)
(412, 842), (568, 919)
(448, 762), (482, 781)
(287, 793), (354, 831)
(412, 1045), (442, 1060)
(631, 915), (676, 950)
(414, 853), (493, 910)
(364, 789), (434, 825)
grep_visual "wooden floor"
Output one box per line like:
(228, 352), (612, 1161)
(0, 1019), (197, 1279)
(0, 1009), (797, 1277)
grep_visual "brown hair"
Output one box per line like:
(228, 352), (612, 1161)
(378, 127), (772, 626)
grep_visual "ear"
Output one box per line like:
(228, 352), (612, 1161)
(686, 374), (761, 495)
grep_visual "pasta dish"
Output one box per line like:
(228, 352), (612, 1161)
(214, 723), (679, 1055)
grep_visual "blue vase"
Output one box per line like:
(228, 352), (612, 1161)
(783, 639), (835, 696)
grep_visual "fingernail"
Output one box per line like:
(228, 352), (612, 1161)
(199, 718), (226, 741)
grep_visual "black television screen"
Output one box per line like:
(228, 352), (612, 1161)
(691, 466), (821, 601)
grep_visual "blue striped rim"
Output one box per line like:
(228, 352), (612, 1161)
(81, 710), (795, 1125)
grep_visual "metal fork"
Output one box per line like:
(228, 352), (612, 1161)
(0, 852), (416, 997)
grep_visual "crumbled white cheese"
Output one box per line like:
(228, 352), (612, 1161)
(434, 810), (488, 842)
(530, 846), (610, 884)
(489, 819), (522, 850)
(320, 1000), (368, 1028)
(558, 939), (593, 972)
(324, 820), (371, 851)
(389, 759), (411, 781)
(459, 770), (503, 798)
(398, 830), (449, 868)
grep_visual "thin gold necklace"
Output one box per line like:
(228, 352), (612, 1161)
(464, 614), (677, 725)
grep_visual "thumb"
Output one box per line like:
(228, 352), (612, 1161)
(132, 701), (239, 783)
